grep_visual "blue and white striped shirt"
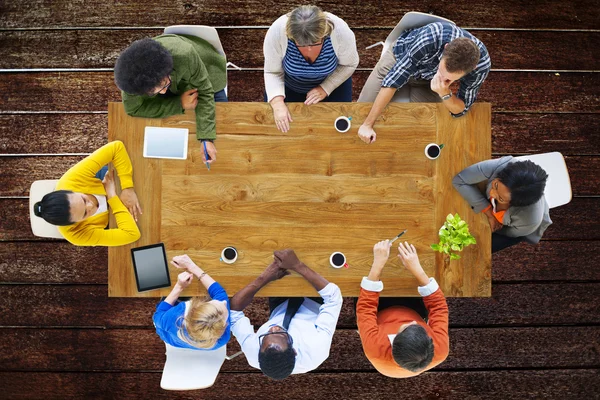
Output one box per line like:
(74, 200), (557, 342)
(382, 22), (491, 117)
(283, 36), (338, 94)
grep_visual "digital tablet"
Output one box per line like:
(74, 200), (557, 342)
(131, 243), (172, 292)
(143, 127), (189, 160)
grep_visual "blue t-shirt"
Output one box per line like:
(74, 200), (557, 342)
(153, 282), (231, 350)
(283, 36), (338, 94)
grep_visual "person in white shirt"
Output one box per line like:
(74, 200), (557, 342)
(229, 249), (343, 380)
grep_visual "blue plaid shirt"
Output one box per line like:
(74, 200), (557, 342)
(382, 22), (491, 117)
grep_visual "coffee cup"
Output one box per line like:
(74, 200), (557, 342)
(329, 252), (348, 268)
(334, 116), (352, 133)
(220, 247), (238, 264)
(424, 143), (445, 160)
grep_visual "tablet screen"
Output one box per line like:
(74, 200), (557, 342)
(143, 127), (189, 160)
(131, 243), (171, 292)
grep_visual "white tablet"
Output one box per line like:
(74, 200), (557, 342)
(143, 127), (189, 160)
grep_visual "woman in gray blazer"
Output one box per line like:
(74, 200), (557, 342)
(452, 156), (551, 253)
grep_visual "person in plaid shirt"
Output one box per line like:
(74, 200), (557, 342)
(357, 21), (491, 144)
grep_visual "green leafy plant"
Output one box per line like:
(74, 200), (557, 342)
(431, 213), (477, 260)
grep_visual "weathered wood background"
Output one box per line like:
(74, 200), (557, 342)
(0, 1), (599, 398)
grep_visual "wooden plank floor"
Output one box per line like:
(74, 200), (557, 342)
(0, 1), (598, 398)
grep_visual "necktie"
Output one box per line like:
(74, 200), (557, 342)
(282, 297), (304, 330)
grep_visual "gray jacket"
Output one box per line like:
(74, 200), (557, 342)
(452, 156), (552, 244)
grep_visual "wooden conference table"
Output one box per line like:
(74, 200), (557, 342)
(108, 102), (491, 298)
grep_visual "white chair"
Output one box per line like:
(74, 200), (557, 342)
(381, 12), (456, 56)
(164, 25), (241, 96)
(160, 343), (242, 391)
(514, 152), (572, 209)
(29, 180), (64, 239)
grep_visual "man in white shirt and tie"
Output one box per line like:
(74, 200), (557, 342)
(229, 249), (343, 380)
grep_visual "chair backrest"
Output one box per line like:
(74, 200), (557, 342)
(29, 180), (64, 239)
(514, 152), (572, 209)
(164, 25), (226, 58)
(382, 12), (456, 56)
(160, 343), (227, 390)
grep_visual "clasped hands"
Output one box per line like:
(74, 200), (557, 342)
(261, 249), (305, 282)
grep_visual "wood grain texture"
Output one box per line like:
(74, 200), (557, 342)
(2, 283), (598, 328)
(2, 113), (599, 155)
(3, 240), (599, 284)
(1, 0), (598, 29)
(1, 72), (599, 112)
(492, 240), (600, 282)
(1, 370), (599, 400)
(107, 103), (161, 297)
(1, 327), (597, 371)
(4, 154), (593, 197)
(3, 198), (599, 241)
(2, 29), (599, 70)
(434, 103), (491, 297)
(0, 242), (107, 283)
(105, 102), (489, 296)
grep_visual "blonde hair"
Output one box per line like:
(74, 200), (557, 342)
(286, 5), (334, 46)
(177, 297), (228, 349)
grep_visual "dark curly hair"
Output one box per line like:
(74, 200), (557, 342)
(114, 38), (174, 96)
(443, 37), (480, 74)
(33, 190), (74, 226)
(258, 346), (296, 380)
(392, 324), (434, 372)
(497, 160), (548, 207)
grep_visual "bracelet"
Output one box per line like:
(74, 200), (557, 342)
(440, 92), (453, 101)
(197, 272), (207, 280)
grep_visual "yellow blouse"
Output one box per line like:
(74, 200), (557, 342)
(56, 141), (141, 246)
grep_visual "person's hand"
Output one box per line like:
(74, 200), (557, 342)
(271, 98), (293, 133)
(358, 124), (376, 144)
(181, 89), (199, 110)
(171, 254), (202, 275)
(373, 240), (391, 269)
(430, 72), (452, 97)
(119, 188), (142, 222)
(260, 260), (290, 282)
(305, 86), (327, 105)
(176, 271), (193, 289)
(102, 169), (117, 199)
(201, 141), (217, 164)
(486, 213), (503, 232)
(273, 249), (303, 272)
(397, 241), (424, 275)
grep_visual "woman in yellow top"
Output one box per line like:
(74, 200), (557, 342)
(33, 140), (142, 246)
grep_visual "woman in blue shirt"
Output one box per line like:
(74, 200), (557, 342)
(153, 254), (230, 350)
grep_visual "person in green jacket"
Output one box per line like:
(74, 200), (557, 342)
(114, 35), (227, 164)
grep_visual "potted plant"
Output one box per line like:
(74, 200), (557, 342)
(431, 213), (476, 260)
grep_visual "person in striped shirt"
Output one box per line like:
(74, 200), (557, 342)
(264, 5), (359, 132)
(357, 21), (491, 144)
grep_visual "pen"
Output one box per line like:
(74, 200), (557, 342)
(390, 229), (407, 244)
(202, 141), (210, 171)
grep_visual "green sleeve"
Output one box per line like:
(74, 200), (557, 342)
(186, 50), (216, 140)
(121, 91), (184, 119)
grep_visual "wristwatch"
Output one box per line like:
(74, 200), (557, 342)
(440, 92), (453, 101)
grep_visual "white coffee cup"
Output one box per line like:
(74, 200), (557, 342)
(334, 116), (352, 133)
(329, 252), (348, 268)
(220, 247), (238, 264)
(424, 143), (445, 160)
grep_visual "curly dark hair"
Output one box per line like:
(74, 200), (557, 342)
(392, 324), (434, 372)
(497, 160), (548, 207)
(114, 38), (174, 96)
(258, 346), (296, 380)
(443, 37), (480, 74)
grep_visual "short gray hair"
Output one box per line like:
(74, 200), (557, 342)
(286, 5), (333, 46)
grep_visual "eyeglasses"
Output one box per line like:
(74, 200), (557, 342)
(148, 76), (171, 97)
(258, 327), (293, 347)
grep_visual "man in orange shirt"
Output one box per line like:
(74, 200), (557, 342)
(356, 240), (449, 378)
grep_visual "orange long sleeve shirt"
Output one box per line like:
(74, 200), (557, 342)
(356, 287), (449, 378)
